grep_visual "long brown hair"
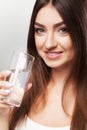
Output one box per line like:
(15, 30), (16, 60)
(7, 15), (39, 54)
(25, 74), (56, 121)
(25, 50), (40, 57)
(9, 0), (87, 130)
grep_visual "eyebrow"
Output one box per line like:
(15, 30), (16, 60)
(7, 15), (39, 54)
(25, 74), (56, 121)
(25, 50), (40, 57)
(34, 21), (65, 28)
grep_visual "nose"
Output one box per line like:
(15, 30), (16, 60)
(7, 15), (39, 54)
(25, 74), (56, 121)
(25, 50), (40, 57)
(45, 32), (57, 49)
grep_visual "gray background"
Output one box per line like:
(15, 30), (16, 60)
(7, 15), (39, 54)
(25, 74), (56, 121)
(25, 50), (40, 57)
(0, 0), (35, 70)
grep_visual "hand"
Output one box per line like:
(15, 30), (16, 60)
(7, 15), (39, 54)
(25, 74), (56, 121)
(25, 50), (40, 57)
(0, 71), (12, 116)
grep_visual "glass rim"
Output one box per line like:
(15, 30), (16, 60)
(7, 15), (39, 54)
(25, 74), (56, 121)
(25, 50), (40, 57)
(12, 49), (35, 61)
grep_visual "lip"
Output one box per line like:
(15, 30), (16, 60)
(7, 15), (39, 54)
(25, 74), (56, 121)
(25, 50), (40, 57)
(44, 51), (63, 59)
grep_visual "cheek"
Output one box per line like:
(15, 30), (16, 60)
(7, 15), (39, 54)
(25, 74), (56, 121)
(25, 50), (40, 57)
(57, 36), (73, 49)
(35, 35), (46, 49)
(64, 38), (75, 58)
(66, 39), (74, 51)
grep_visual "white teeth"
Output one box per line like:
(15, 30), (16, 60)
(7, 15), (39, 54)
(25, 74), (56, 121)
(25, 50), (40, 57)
(47, 52), (62, 55)
(45, 51), (63, 59)
(47, 53), (58, 56)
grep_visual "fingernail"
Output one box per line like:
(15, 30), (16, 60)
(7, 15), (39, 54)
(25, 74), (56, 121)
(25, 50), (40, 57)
(5, 70), (11, 75)
(6, 82), (13, 87)
(9, 105), (14, 108)
(3, 89), (10, 94)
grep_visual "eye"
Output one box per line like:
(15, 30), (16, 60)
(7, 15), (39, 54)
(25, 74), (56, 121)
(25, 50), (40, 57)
(34, 28), (45, 35)
(57, 26), (69, 35)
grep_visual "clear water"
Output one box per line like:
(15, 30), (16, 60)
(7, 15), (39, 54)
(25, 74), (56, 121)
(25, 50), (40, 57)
(1, 69), (30, 107)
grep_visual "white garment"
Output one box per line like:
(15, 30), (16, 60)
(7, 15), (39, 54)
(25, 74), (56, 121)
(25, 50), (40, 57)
(15, 117), (70, 130)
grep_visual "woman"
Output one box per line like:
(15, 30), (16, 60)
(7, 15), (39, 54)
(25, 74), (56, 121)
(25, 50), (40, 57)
(0, 0), (87, 130)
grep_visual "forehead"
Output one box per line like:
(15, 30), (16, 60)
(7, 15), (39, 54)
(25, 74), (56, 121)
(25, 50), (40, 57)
(35, 4), (63, 25)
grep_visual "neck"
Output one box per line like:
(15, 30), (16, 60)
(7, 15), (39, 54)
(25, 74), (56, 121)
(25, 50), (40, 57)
(51, 64), (72, 85)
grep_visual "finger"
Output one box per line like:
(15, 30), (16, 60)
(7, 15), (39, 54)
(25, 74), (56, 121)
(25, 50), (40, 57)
(0, 89), (10, 96)
(0, 81), (13, 89)
(0, 103), (10, 109)
(0, 70), (11, 80)
(0, 96), (14, 109)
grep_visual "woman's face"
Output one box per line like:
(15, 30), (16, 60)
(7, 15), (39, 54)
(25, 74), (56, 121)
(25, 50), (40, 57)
(34, 4), (75, 68)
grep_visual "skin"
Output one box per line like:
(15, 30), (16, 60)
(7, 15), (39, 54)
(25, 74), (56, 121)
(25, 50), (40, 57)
(34, 4), (75, 69)
(29, 4), (76, 127)
(0, 3), (76, 129)
(0, 71), (32, 130)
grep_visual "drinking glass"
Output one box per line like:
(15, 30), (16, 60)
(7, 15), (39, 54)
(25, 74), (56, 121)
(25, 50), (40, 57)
(0, 50), (34, 107)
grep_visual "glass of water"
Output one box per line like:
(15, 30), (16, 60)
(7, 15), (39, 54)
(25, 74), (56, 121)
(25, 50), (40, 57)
(0, 50), (34, 107)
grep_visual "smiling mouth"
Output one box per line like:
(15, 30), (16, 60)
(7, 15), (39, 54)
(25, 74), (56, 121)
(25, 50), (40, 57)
(45, 51), (63, 59)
